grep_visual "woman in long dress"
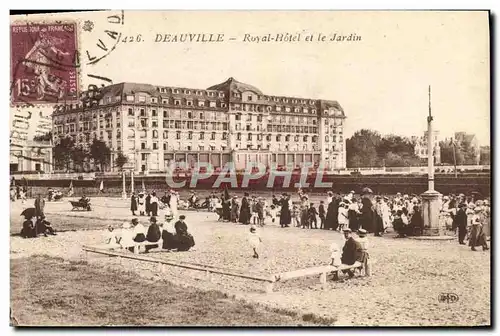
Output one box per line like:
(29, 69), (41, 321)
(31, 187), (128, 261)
(279, 194), (292, 228)
(130, 192), (138, 216)
(170, 191), (179, 219)
(239, 193), (251, 225)
(469, 207), (489, 251)
(137, 192), (146, 216)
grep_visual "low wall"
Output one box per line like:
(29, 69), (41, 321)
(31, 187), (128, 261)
(19, 174), (491, 198)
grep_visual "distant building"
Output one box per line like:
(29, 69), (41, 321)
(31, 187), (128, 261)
(51, 78), (347, 172)
(412, 130), (441, 164)
(10, 139), (53, 173)
(454, 132), (480, 165)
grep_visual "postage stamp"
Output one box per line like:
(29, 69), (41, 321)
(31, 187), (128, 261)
(10, 22), (80, 105)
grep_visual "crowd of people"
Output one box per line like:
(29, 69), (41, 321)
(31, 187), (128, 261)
(104, 214), (195, 252)
(150, 187), (490, 252)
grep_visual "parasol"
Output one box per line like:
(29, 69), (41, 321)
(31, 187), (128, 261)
(20, 208), (36, 219)
(362, 187), (373, 195)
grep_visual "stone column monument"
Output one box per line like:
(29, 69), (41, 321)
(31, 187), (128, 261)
(421, 85), (442, 236)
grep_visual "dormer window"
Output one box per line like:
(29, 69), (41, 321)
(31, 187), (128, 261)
(174, 89), (180, 94)
(138, 96), (146, 103)
(151, 97), (158, 103)
(184, 90), (191, 94)
(187, 101), (193, 106)
(209, 101), (216, 108)
(208, 92), (215, 97)
(219, 92), (224, 97)
(126, 95), (134, 102)
(247, 95), (253, 101)
(198, 101), (205, 107)
(174, 100), (181, 106)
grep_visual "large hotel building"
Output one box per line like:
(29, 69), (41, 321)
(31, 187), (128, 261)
(52, 78), (346, 172)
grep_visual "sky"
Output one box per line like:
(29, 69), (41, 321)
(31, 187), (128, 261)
(11, 11), (490, 145)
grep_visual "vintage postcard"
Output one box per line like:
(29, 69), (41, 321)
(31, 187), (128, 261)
(9, 10), (490, 327)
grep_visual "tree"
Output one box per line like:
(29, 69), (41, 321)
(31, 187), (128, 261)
(71, 145), (89, 172)
(115, 151), (129, 171)
(479, 146), (490, 165)
(53, 136), (75, 172)
(346, 129), (382, 168)
(346, 129), (420, 168)
(89, 140), (111, 172)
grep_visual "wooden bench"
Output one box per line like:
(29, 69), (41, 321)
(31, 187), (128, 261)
(272, 261), (366, 287)
(92, 240), (164, 254)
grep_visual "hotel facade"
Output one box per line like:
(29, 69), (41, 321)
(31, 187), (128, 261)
(52, 78), (346, 172)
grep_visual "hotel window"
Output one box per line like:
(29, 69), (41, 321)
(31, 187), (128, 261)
(153, 142), (158, 150)
(126, 95), (134, 102)
(141, 142), (146, 149)
(152, 130), (158, 138)
(138, 96), (146, 103)
(312, 109), (316, 114)
(209, 101), (216, 108)
(199, 132), (205, 140)
(140, 108), (145, 117)
(235, 114), (241, 121)
(246, 125), (251, 131)
(176, 131), (181, 140)
(117, 131), (121, 139)
(276, 135), (281, 141)
(325, 135), (329, 142)
(304, 135), (309, 142)
(175, 121), (181, 128)
(303, 144), (307, 151)
(222, 132), (227, 140)
(151, 97), (158, 103)
(188, 111), (193, 119)
(152, 110), (157, 117)
(188, 132), (193, 140)
(294, 135), (299, 142)
(257, 134), (262, 141)
(211, 132), (216, 140)
(198, 101), (205, 107)
(219, 92), (224, 98)
(152, 121), (158, 128)
(162, 99), (168, 104)
(247, 95), (253, 102)
(248, 133), (253, 141)
(174, 100), (181, 105)
(285, 135), (290, 141)
(163, 110), (168, 118)
(285, 107), (291, 113)
(187, 100), (193, 106)
(221, 103), (227, 108)
(199, 145), (205, 150)
(312, 136), (317, 143)
(140, 119), (147, 127)
(141, 153), (146, 160)
(163, 143), (167, 150)
(237, 133), (241, 140)
(163, 131), (168, 139)
(199, 112), (204, 119)
(276, 106), (281, 112)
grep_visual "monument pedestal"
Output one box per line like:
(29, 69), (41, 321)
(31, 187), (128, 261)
(421, 189), (442, 236)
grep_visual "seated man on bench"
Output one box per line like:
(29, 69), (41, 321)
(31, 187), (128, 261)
(339, 227), (363, 278)
(145, 216), (161, 253)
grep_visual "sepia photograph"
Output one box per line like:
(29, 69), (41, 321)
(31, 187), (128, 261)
(9, 9), (491, 327)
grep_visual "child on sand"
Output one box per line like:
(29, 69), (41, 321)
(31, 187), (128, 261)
(248, 225), (263, 258)
(268, 205), (278, 224)
(329, 242), (341, 267)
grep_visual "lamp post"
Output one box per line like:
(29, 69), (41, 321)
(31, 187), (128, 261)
(130, 169), (134, 194)
(420, 85), (443, 236)
(121, 170), (127, 199)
